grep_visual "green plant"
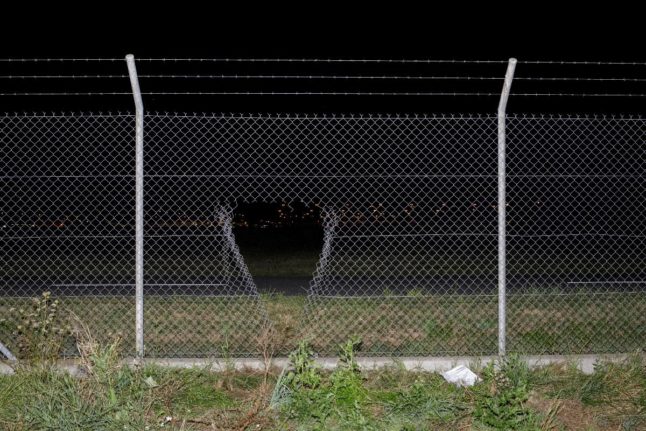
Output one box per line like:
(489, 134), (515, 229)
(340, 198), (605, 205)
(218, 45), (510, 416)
(0, 377), (16, 427)
(330, 336), (366, 411)
(337, 336), (362, 375)
(501, 353), (532, 388)
(385, 376), (465, 424)
(20, 369), (115, 430)
(3, 291), (72, 362)
(390, 377), (429, 414)
(576, 354), (646, 428)
(579, 364), (608, 406)
(283, 340), (322, 390)
(1, 315), (196, 430)
(280, 337), (370, 428)
(474, 355), (537, 430)
(276, 340), (328, 423)
(337, 401), (375, 431)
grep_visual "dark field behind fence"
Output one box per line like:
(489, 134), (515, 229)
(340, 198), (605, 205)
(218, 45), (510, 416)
(2, 291), (646, 357)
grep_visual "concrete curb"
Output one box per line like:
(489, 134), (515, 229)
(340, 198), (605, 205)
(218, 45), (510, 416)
(0, 354), (630, 375)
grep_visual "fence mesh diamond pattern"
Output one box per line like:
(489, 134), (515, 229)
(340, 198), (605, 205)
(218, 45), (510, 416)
(1, 112), (644, 358)
(1, 114), (136, 355)
(506, 115), (646, 354)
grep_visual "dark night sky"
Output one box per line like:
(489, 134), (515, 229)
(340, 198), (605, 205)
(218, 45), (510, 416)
(1, 16), (645, 115)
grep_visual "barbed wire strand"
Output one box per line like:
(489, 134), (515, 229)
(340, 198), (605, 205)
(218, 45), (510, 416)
(136, 59), (646, 66)
(0, 58), (122, 62)
(0, 91), (499, 96)
(0, 58), (506, 64)
(1, 58), (645, 66)
(0, 75), (129, 79)
(2, 91), (646, 97)
(134, 58), (509, 64)
(0, 74), (503, 80)
(519, 60), (646, 66)
(515, 77), (646, 82)
(1, 74), (645, 82)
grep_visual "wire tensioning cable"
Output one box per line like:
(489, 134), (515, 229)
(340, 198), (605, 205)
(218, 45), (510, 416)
(0, 74), (129, 79)
(0, 58), (122, 62)
(136, 74), (503, 80)
(0, 91), (501, 96)
(0, 74), (502, 80)
(518, 60), (646, 66)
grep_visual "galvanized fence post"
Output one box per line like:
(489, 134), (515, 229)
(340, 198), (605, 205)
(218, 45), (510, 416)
(497, 58), (517, 356)
(125, 54), (145, 358)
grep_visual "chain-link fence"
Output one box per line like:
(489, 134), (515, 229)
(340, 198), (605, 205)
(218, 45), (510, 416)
(1, 114), (137, 355)
(145, 113), (499, 356)
(506, 115), (646, 354)
(2, 110), (644, 358)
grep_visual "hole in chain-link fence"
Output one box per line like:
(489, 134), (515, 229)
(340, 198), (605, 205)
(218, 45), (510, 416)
(1, 112), (644, 358)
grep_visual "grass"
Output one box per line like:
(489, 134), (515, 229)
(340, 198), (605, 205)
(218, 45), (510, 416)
(1, 290), (645, 358)
(4, 227), (644, 358)
(1, 337), (645, 430)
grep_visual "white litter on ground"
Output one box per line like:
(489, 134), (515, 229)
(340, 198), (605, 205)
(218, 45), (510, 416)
(441, 365), (480, 387)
